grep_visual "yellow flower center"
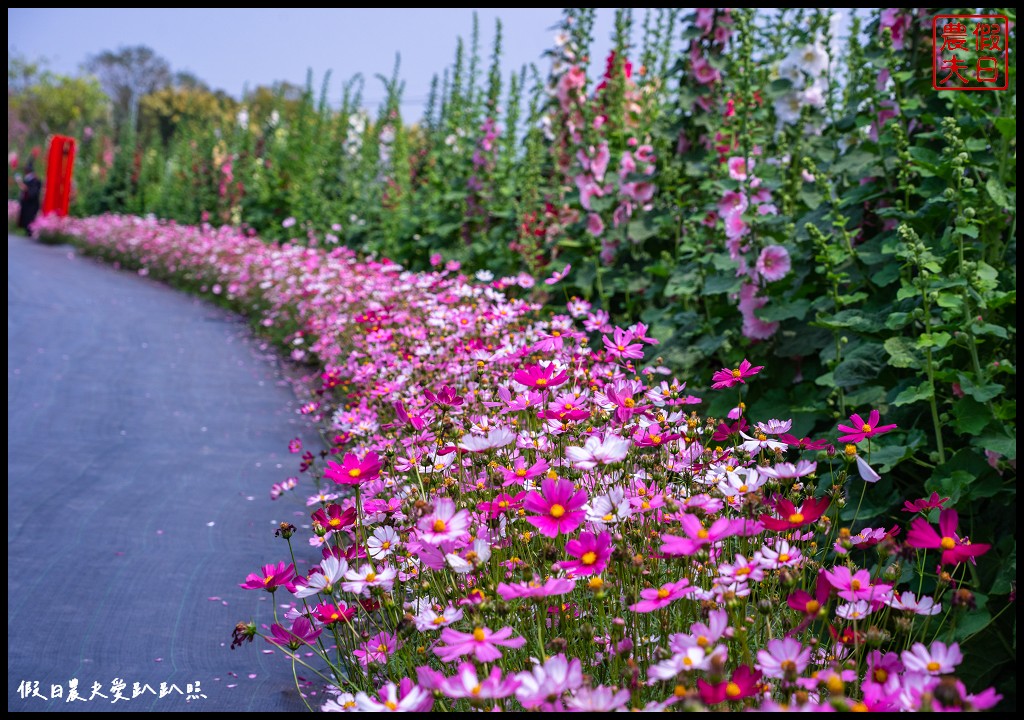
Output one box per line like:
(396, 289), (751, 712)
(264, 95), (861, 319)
(927, 661), (941, 672)
(588, 577), (604, 590)
(535, 378), (548, 386)
(778, 553), (790, 563)
(940, 536), (956, 550)
(384, 700), (398, 710)
(726, 682), (742, 698)
(851, 702), (869, 712)
(873, 669), (888, 683)
(432, 616), (446, 625)
(623, 398), (636, 408)
(697, 529), (709, 539)
(552, 331), (561, 337)
(682, 656), (693, 667)
(348, 468), (361, 478)
(736, 567), (751, 576)
(602, 513), (614, 521)
(582, 551), (598, 565)
(731, 369), (742, 378)
(657, 588), (670, 599)
(757, 433), (767, 442)
(471, 684), (482, 696)
(433, 519), (447, 532)
(697, 635), (709, 647)
(806, 600), (820, 614)
(845, 444), (857, 457)
(739, 485), (749, 493)
(851, 579), (861, 591)
(861, 423), (872, 433)
(263, 575), (274, 585)
(788, 513), (805, 524)
(641, 500), (650, 510)
(365, 572), (377, 582)
(515, 468), (527, 477)
(826, 675), (845, 694)
(781, 660), (797, 672)
(381, 541), (391, 550)
(650, 435), (662, 444)
(330, 613), (339, 620)
(329, 518), (341, 527)
(549, 504), (566, 518)
(377, 643), (388, 653)
(473, 627), (486, 642)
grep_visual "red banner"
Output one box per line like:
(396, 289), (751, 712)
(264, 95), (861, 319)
(42, 135), (77, 216)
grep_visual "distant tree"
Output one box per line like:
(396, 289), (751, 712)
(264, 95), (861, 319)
(140, 77), (239, 145)
(84, 45), (172, 131)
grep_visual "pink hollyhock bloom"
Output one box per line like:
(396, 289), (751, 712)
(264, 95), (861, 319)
(902, 491), (949, 513)
(901, 641), (963, 675)
(660, 514), (736, 556)
(837, 409), (898, 443)
(497, 576), (575, 600)
(324, 451), (383, 485)
(565, 433), (630, 470)
(545, 263), (572, 285)
(590, 142), (610, 182)
(727, 156), (753, 181)
(434, 625), (526, 663)
(559, 530), (613, 576)
(513, 362), (568, 389)
(523, 477), (588, 537)
(710, 358), (764, 389)
(629, 577), (695, 612)
(515, 654), (583, 710)
(718, 190), (748, 217)
(240, 561), (295, 592)
(586, 212), (605, 237)
(697, 665), (762, 705)
(266, 617), (322, 651)
(355, 679), (433, 712)
(417, 498), (471, 544)
(755, 245), (791, 282)
(906, 508), (991, 565)
(757, 637), (812, 679)
(440, 663), (521, 700)
(760, 495), (830, 531)
(724, 211), (748, 240)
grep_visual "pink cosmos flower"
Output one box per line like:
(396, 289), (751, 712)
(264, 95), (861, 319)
(902, 492), (949, 513)
(697, 665), (763, 705)
(905, 508), (991, 565)
(439, 663), (521, 700)
(416, 497), (471, 543)
(240, 561), (295, 592)
(565, 433), (630, 470)
(341, 563), (397, 595)
(901, 641), (963, 675)
(315, 602), (356, 625)
(266, 617), (321, 651)
(523, 478), (588, 537)
(887, 591), (942, 616)
(629, 578), (695, 612)
(660, 514), (737, 556)
(837, 409), (898, 443)
(602, 327), (645, 361)
(353, 631), (399, 666)
(757, 637), (812, 679)
(515, 654), (583, 710)
(497, 456), (550, 486)
(710, 358), (764, 389)
(564, 685), (631, 712)
(757, 460), (817, 480)
(559, 530), (612, 576)
(755, 245), (791, 282)
(497, 577), (576, 600)
(823, 565), (892, 602)
(434, 625), (526, 663)
(513, 362), (568, 389)
(787, 570), (832, 617)
(355, 679), (433, 712)
(760, 495), (830, 531)
(545, 264), (572, 285)
(324, 451), (383, 485)
(753, 539), (803, 570)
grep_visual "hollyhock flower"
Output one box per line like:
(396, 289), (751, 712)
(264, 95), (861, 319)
(315, 602), (356, 625)
(728, 156), (753, 181)
(324, 451), (383, 485)
(697, 665), (763, 704)
(440, 663), (521, 700)
(724, 211), (749, 240)
(515, 654), (583, 710)
(719, 190), (748, 217)
(294, 555), (348, 598)
(355, 679), (433, 712)
(266, 617), (322, 651)
(902, 492), (949, 513)
(755, 245), (791, 282)
(711, 358), (764, 389)
(902, 641), (963, 675)
(559, 531), (613, 576)
(434, 625), (526, 663)
(523, 477), (588, 537)
(497, 577), (576, 600)
(906, 508), (990, 565)
(823, 565), (892, 602)
(565, 433), (630, 470)
(353, 632), (399, 666)
(837, 409), (898, 443)
(341, 563), (397, 595)
(513, 362), (568, 389)
(760, 495), (830, 531)
(417, 497), (471, 544)
(660, 514), (737, 556)
(629, 578), (695, 612)
(565, 685), (631, 712)
(757, 637), (812, 679)
(240, 561), (295, 592)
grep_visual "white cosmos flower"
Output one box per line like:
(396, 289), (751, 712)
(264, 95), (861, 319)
(565, 433), (630, 470)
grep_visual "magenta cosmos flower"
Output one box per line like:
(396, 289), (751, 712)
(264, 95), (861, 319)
(434, 625), (526, 663)
(901, 641), (963, 675)
(439, 663), (521, 700)
(757, 637), (812, 680)
(660, 514), (737, 556)
(497, 577), (576, 600)
(629, 578), (695, 612)
(513, 362), (568, 389)
(760, 495), (830, 532)
(240, 561), (295, 592)
(523, 477), (588, 537)
(324, 451), (383, 485)
(416, 497), (471, 544)
(266, 617), (322, 651)
(823, 565), (892, 603)
(697, 665), (763, 704)
(559, 530), (613, 576)
(710, 359), (764, 390)
(837, 410), (897, 443)
(905, 508), (990, 566)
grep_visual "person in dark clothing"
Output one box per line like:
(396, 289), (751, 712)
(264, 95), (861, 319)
(17, 161), (42, 232)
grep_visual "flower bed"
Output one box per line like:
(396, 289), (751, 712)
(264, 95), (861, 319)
(35, 213), (1006, 711)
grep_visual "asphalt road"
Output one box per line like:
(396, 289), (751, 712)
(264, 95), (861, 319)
(8, 234), (320, 712)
